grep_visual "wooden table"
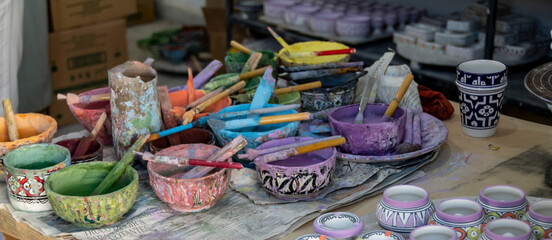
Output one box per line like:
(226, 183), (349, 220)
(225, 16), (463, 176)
(1, 102), (551, 240)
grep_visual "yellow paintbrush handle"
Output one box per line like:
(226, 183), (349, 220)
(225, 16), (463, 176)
(196, 81), (246, 112)
(238, 66), (268, 80)
(230, 40), (251, 54)
(384, 73), (414, 118)
(259, 112), (310, 125)
(267, 27), (292, 52)
(273, 81), (322, 95)
(2, 99), (18, 141)
(295, 137), (346, 155)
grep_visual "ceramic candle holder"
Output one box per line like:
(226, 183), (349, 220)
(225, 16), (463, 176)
(524, 200), (552, 239)
(480, 219), (534, 240)
(313, 212), (364, 239)
(295, 234), (336, 240)
(428, 199), (485, 240)
(4, 144), (71, 212)
(357, 230), (405, 240)
(55, 138), (103, 165)
(410, 225), (458, 240)
(376, 185), (435, 233)
(478, 185), (529, 222)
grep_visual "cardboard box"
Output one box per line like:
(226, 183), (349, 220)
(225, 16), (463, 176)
(49, 0), (137, 32)
(49, 83), (108, 127)
(49, 19), (128, 91)
(205, 0), (226, 9)
(126, 0), (156, 26)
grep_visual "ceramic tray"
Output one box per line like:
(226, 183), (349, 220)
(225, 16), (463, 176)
(396, 44), (548, 68)
(524, 62), (552, 106)
(336, 112), (448, 163)
(260, 16), (393, 46)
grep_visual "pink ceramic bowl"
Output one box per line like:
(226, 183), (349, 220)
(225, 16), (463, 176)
(68, 87), (112, 145)
(147, 144), (231, 212)
(336, 15), (371, 37)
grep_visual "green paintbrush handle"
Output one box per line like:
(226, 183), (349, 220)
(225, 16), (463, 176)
(90, 135), (149, 195)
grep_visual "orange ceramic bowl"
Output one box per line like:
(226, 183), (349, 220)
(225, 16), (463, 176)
(169, 89), (232, 121)
(0, 113), (57, 158)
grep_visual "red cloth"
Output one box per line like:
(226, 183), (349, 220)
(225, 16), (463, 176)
(418, 85), (454, 120)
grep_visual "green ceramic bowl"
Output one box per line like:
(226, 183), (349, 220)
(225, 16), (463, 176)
(45, 161), (138, 228)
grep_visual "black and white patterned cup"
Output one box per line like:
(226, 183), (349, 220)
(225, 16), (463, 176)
(456, 60), (507, 89)
(456, 82), (506, 138)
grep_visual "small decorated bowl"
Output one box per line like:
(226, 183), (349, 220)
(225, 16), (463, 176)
(480, 219), (534, 240)
(68, 87), (112, 145)
(148, 144), (231, 212)
(357, 230), (405, 240)
(524, 200), (552, 239)
(428, 198), (485, 240)
(410, 225), (458, 240)
(295, 234), (336, 240)
(254, 137), (336, 200)
(377, 185), (435, 233)
(477, 185), (529, 222)
(313, 212), (364, 239)
(298, 76), (357, 112)
(45, 161), (138, 228)
(55, 138), (103, 164)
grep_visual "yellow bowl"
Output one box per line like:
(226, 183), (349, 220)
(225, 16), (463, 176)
(278, 41), (350, 67)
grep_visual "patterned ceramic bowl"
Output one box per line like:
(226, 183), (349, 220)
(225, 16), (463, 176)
(55, 138), (103, 164)
(428, 198), (485, 240)
(357, 230), (405, 240)
(377, 185), (435, 233)
(68, 87), (112, 145)
(254, 137), (336, 200)
(45, 161), (137, 228)
(299, 78), (357, 112)
(524, 200), (552, 239)
(313, 212), (364, 239)
(309, 12), (344, 35)
(478, 185), (529, 222)
(410, 225), (458, 240)
(480, 219), (534, 240)
(285, 4), (320, 27)
(295, 234), (336, 240)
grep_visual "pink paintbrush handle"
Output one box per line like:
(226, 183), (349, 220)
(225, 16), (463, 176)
(315, 48), (356, 56)
(188, 159), (242, 169)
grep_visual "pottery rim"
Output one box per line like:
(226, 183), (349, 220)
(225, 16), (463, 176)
(254, 137), (336, 170)
(483, 219), (531, 240)
(409, 225), (457, 240)
(456, 59), (507, 88)
(357, 230), (405, 240)
(0, 113), (58, 158)
(383, 185), (430, 209)
(455, 80), (507, 93)
(528, 200), (552, 223)
(435, 198), (483, 223)
(294, 234), (336, 240)
(478, 185), (526, 208)
(329, 103), (406, 127)
(313, 212), (364, 239)
(4, 143), (70, 173)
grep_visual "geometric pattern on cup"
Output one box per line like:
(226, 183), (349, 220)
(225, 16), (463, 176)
(458, 90), (504, 130)
(457, 71), (507, 88)
(7, 173), (49, 204)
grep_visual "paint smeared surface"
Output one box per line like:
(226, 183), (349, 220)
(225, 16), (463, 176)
(55, 138), (103, 164)
(0, 113), (57, 158)
(148, 144), (230, 212)
(68, 87), (112, 145)
(254, 137), (336, 200)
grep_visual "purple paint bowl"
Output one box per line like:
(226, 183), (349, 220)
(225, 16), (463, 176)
(526, 200), (552, 239)
(410, 225), (457, 240)
(329, 104), (406, 155)
(309, 12), (343, 34)
(68, 87), (112, 146)
(430, 199), (485, 240)
(254, 137), (336, 201)
(482, 219), (532, 240)
(148, 128), (215, 154)
(336, 15), (371, 37)
(377, 185), (434, 233)
(55, 138), (103, 165)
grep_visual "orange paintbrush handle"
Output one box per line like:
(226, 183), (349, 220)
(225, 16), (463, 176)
(259, 112), (311, 125)
(273, 81), (322, 95)
(384, 73), (414, 118)
(295, 137), (346, 155)
(187, 68), (195, 104)
(196, 81), (246, 112)
(238, 66), (268, 80)
(230, 40), (251, 54)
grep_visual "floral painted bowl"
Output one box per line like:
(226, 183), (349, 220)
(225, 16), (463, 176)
(55, 138), (103, 164)
(525, 200), (552, 239)
(480, 219), (534, 240)
(68, 87), (112, 145)
(377, 185), (435, 233)
(428, 198), (485, 240)
(410, 225), (458, 240)
(263, 0), (297, 19)
(45, 161), (138, 228)
(148, 144), (230, 212)
(254, 137), (336, 200)
(477, 185), (529, 222)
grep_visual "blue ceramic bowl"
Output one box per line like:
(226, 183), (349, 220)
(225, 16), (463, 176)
(208, 103), (299, 157)
(456, 59), (507, 89)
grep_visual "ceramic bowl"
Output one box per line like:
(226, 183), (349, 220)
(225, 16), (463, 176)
(336, 15), (371, 37)
(45, 161), (137, 228)
(329, 104), (406, 155)
(169, 89), (232, 122)
(148, 144), (231, 212)
(295, 234), (336, 240)
(254, 137), (336, 200)
(55, 138), (103, 164)
(149, 128), (215, 153)
(410, 225), (458, 240)
(477, 185), (529, 222)
(285, 4), (320, 27)
(313, 212), (364, 239)
(480, 219), (534, 240)
(298, 76), (357, 112)
(5, 144), (70, 212)
(263, 0), (297, 19)
(357, 230), (405, 240)
(209, 103), (299, 152)
(456, 84), (507, 138)
(279, 41), (350, 67)
(376, 185), (435, 233)
(446, 44), (484, 60)
(428, 199), (485, 240)
(525, 200), (552, 239)
(0, 113), (57, 159)
(68, 87), (112, 145)
(457, 60), (508, 89)
(309, 12), (343, 35)
(435, 31), (476, 47)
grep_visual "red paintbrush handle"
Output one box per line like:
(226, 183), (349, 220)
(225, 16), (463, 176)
(315, 48), (356, 56)
(188, 159), (243, 169)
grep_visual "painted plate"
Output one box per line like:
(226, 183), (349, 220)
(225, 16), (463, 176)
(524, 62), (552, 105)
(336, 112), (448, 163)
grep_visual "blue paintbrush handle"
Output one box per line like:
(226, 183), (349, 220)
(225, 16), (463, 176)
(158, 118), (207, 138)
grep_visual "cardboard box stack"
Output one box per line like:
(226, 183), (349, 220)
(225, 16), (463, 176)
(48, 0), (137, 126)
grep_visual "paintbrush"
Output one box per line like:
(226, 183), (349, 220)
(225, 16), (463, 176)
(208, 112), (311, 130)
(148, 118), (207, 142)
(203, 67), (267, 91)
(267, 27), (292, 53)
(57, 93), (110, 105)
(134, 151), (243, 169)
(182, 87), (224, 111)
(182, 80), (246, 125)
(283, 48), (356, 58)
(208, 104), (300, 119)
(230, 40), (253, 54)
(187, 68), (195, 104)
(169, 60), (223, 91)
(380, 73), (414, 122)
(2, 99), (18, 141)
(90, 134), (149, 195)
(238, 135), (342, 160)
(281, 61), (364, 73)
(179, 135), (248, 179)
(232, 81), (321, 103)
(257, 137), (346, 163)
(73, 112), (107, 157)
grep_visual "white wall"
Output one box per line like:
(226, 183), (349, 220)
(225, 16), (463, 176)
(157, 0), (207, 25)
